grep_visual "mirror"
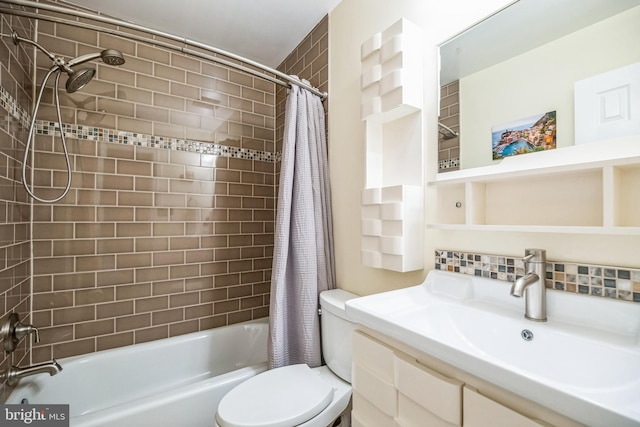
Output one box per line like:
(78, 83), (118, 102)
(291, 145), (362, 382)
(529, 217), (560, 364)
(438, 0), (640, 172)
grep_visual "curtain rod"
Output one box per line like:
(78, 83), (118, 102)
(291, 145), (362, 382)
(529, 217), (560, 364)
(0, 0), (328, 99)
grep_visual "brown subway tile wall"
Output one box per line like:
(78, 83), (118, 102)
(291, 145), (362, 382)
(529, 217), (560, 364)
(4, 9), (277, 364)
(0, 12), (35, 401)
(0, 5), (327, 394)
(276, 15), (329, 154)
(29, 138), (274, 362)
(35, 16), (274, 152)
(439, 80), (460, 171)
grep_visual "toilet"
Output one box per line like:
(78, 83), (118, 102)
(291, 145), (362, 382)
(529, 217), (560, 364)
(215, 288), (357, 427)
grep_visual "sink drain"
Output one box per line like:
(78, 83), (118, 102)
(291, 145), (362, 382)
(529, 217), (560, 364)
(521, 329), (534, 341)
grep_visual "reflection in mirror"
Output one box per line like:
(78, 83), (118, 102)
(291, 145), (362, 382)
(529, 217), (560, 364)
(437, 0), (640, 172)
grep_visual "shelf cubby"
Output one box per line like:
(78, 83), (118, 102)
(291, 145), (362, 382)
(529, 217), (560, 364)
(428, 135), (640, 234)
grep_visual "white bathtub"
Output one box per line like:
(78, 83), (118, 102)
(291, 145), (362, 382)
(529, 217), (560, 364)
(6, 318), (268, 427)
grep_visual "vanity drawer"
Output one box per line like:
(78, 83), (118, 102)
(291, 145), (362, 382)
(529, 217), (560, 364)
(463, 386), (551, 427)
(396, 392), (459, 427)
(352, 329), (395, 383)
(394, 353), (463, 425)
(352, 391), (395, 427)
(352, 363), (397, 416)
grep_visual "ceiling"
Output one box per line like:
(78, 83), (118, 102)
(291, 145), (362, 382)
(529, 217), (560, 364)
(64, 0), (342, 68)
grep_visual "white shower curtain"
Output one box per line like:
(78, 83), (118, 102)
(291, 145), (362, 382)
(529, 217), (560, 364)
(268, 79), (335, 369)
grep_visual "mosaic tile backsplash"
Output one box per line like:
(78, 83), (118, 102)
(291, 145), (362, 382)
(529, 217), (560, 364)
(438, 158), (459, 171)
(435, 250), (640, 303)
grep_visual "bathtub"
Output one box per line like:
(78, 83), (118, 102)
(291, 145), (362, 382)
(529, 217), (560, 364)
(6, 318), (268, 427)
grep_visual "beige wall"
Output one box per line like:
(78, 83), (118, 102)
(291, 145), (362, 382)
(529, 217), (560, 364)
(328, 0), (512, 296)
(328, 0), (640, 296)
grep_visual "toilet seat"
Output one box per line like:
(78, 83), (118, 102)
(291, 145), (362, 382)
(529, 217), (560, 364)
(216, 364), (335, 427)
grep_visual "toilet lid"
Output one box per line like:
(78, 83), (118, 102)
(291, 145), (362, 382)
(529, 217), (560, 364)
(216, 364), (334, 427)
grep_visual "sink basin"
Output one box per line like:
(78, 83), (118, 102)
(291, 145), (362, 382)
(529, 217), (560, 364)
(345, 270), (640, 426)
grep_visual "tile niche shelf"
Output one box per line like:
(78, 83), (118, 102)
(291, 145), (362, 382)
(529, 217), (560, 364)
(360, 18), (424, 272)
(428, 135), (640, 234)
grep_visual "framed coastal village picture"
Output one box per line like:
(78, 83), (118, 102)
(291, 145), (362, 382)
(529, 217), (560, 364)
(492, 111), (557, 160)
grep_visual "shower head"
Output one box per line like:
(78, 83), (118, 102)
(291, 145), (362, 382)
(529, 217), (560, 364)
(65, 68), (96, 93)
(100, 49), (126, 66)
(67, 49), (125, 67)
(63, 49), (124, 93)
(11, 30), (126, 94)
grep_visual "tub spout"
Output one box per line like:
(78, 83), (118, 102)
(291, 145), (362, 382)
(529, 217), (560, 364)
(0, 360), (62, 386)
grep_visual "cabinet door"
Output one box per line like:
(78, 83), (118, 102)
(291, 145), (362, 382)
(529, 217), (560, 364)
(463, 387), (550, 427)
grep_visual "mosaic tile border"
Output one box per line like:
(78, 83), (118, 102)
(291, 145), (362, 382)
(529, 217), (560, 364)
(435, 250), (640, 303)
(439, 157), (459, 171)
(0, 85), (279, 162)
(0, 86), (31, 129)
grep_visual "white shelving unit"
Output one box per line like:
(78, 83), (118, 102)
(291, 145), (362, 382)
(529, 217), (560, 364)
(360, 18), (424, 272)
(428, 135), (640, 234)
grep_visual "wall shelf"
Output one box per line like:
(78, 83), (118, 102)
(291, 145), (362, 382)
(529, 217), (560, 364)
(360, 18), (424, 272)
(427, 224), (640, 235)
(428, 135), (640, 234)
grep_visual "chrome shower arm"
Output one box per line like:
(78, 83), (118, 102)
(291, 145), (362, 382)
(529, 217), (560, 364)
(11, 30), (56, 61)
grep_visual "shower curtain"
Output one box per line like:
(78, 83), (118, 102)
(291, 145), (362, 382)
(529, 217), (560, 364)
(268, 79), (335, 369)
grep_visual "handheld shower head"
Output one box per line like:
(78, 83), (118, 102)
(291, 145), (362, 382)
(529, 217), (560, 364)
(67, 49), (125, 67)
(13, 30), (125, 204)
(100, 49), (125, 66)
(65, 68), (96, 93)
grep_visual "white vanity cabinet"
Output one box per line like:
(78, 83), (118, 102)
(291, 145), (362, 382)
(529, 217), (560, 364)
(352, 330), (463, 426)
(351, 329), (582, 427)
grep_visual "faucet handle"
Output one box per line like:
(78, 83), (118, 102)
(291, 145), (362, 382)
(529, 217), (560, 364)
(523, 248), (546, 263)
(14, 323), (40, 344)
(0, 313), (40, 353)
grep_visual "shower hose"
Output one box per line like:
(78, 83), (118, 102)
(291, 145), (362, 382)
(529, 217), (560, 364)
(22, 65), (73, 204)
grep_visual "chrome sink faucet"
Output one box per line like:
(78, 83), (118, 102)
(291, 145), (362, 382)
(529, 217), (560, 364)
(510, 249), (547, 322)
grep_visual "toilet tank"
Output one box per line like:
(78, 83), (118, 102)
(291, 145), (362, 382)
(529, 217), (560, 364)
(319, 289), (358, 383)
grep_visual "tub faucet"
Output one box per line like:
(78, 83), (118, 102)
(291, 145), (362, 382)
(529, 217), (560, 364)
(510, 249), (547, 322)
(0, 360), (63, 386)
